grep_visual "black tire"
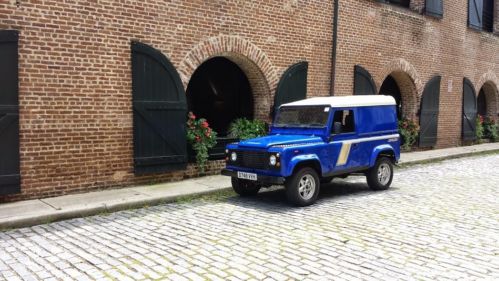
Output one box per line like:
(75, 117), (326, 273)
(285, 167), (320, 206)
(231, 177), (261, 196)
(366, 157), (394, 191)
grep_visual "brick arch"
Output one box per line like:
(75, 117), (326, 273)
(476, 71), (499, 119)
(178, 35), (279, 120)
(377, 59), (423, 120)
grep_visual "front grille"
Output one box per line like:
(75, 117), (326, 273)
(236, 151), (269, 170)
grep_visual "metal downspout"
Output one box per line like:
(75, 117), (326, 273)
(330, 0), (339, 96)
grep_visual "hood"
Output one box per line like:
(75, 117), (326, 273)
(237, 134), (323, 149)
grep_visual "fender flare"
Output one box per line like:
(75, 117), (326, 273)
(285, 154), (322, 177)
(370, 144), (396, 167)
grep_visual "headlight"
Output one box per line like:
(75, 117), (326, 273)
(230, 152), (237, 161)
(269, 155), (277, 166)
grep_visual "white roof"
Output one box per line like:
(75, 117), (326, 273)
(282, 95), (396, 108)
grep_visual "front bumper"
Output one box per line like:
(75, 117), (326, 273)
(221, 169), (285, 185)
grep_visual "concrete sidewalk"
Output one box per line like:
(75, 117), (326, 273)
(1, 142), (498, 230)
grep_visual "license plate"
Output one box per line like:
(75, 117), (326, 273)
(237, 171), (257, 181)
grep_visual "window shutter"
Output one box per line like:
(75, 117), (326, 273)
(482, 0), (494, 32)
(353, 65), (377, 96)
(0, 30), (21, 195)
(425, 0), (443, 18)
(131, 42), (188, 174)
(419, 76), (441, 147)
(274, 62), (308, 113)
(468, 0), (483, 30)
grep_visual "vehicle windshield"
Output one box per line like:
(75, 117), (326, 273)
(274, 106), (330, 128)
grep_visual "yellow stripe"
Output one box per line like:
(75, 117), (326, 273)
(336, 143), (351, 166)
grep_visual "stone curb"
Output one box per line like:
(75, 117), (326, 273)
(397, 148), (499, 168)
(0, 187), (231, 230)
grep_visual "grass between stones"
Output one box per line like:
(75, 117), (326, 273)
(175, 188), (235, 204)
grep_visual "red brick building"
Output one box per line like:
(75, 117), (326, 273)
(335, 0), (499, 148)
(0, 0), (497, 200)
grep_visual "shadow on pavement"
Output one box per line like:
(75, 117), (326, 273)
(224, 177), (398, 212)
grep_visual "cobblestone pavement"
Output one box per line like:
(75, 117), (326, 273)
(1, 155), (498, 281)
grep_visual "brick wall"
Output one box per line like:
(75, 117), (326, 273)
(1, 0), (498, 201)
(334, 0), (499, 148)
(0, 0), (334, 201)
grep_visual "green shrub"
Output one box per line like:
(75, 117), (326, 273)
(186, 112), (217, 172)
(476, 116), (484, 140)
(228, 118), (267, 140)
(398, 118), (419, 151)
(483, 117), (498, 142)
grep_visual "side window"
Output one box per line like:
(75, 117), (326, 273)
(332, 110), (355, 134)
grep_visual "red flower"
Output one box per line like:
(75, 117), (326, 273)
(188, 112), (196, 120)
(201, 121), (209, 128)
(195, 136), (201, 142)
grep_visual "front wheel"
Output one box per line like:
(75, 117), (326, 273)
(285, 167), (320, 206)
(231, 177), (261, 196)
(366, 157), (394, 190)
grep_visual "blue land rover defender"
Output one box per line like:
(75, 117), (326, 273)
(222, 95), (400, 206)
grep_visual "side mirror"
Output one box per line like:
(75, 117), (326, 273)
(333, 122), (342, 135)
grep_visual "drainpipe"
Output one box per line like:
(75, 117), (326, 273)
(330, 0), (339, 96)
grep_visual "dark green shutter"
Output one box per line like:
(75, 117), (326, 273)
(0, 30), (20, 195)
(131, 42), (187, 174)
(468, 0), (483, 30)
(274, 62), (308, 112)
(419, 76), (441, 147)
(425, 0), (443, 18)
(462, 78), (477, 141)
(354, 65), (377, 96)
(482, 0), (494, 32)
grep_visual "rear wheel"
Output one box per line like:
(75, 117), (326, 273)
(231, 177), (261, 196)
(285, 167), (320, 206)
(366, 157), (394, 190)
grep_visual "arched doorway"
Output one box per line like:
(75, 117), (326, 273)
(379, 71), (418, 121)
(477, 81), (498, 118)
(187, 57), (254, 136)
(477, 88), (487, 117)
(379, 75), (402, 119)
(179, 35), (277, 122)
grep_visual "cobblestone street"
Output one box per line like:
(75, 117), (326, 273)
(1, 154), (498, 281)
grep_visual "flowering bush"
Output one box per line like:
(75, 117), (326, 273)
(482, 116), (498, 142)
(475, 115), (485, 140)
(398, 118), (419, 151)
(186, 112), (217, 172)
(228, 118), (267, 140)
